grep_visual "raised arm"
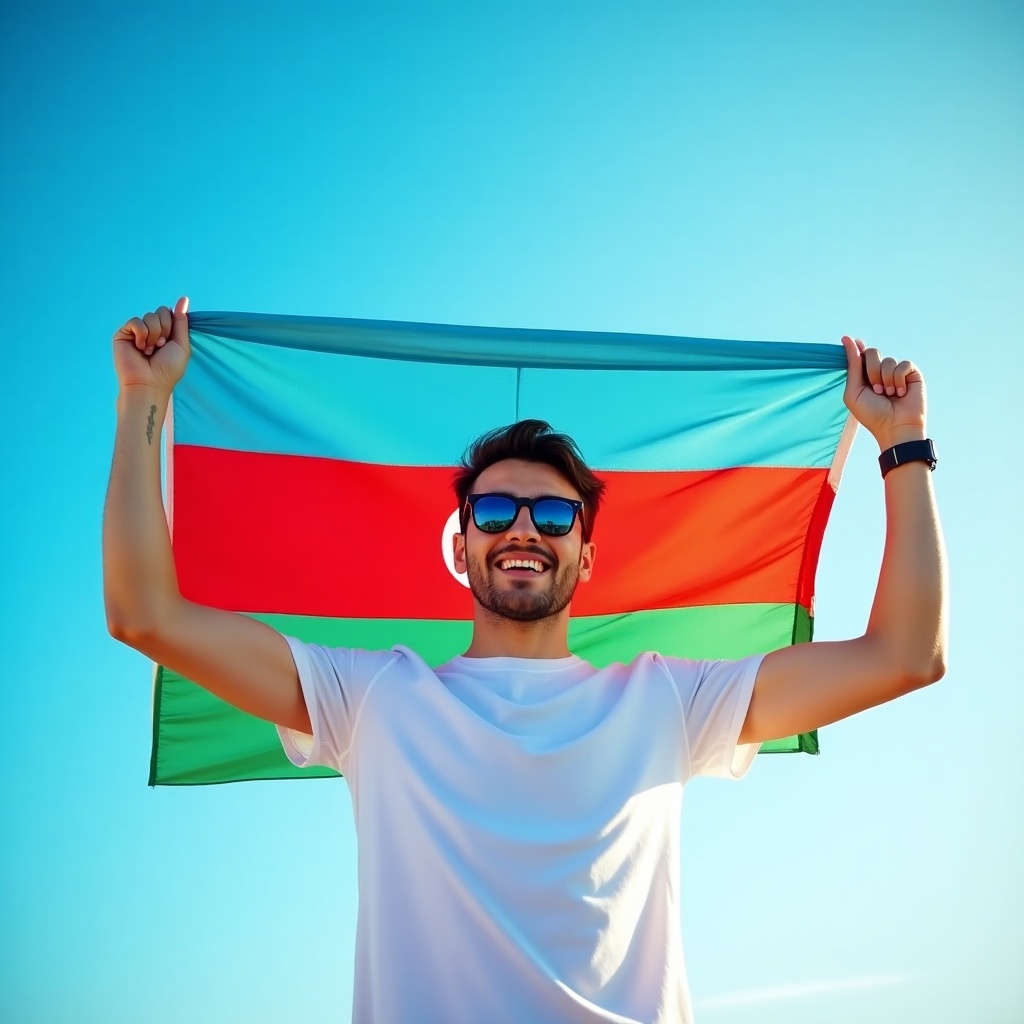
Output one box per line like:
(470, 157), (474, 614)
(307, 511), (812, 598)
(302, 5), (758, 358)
(739, 335), (947, 745)
(103, 298), (310, 734)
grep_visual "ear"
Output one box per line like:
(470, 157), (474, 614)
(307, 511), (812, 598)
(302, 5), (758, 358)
(577, 541), (596, 583)
(453, 532), (467, 574)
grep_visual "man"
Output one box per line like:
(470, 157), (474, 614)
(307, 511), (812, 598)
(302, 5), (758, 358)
(105, 296), (946, 1023)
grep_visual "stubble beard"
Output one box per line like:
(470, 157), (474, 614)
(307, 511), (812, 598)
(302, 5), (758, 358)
(467, 553), (580, 623)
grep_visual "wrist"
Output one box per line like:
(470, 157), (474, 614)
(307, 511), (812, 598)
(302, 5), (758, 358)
(872, 425), (927, 452)
(116, 383), (170, 419)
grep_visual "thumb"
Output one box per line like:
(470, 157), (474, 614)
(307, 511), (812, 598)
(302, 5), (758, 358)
(841, 335), (865, 400)
(171, 295), (190, 348)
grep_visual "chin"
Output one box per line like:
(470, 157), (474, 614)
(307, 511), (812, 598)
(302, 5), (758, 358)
(471, 570), (576, 623)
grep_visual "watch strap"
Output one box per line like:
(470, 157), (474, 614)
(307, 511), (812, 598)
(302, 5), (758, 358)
(878, 438), (937, 478)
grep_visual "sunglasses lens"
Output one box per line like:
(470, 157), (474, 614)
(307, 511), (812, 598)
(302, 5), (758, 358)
(532, 498), (576, 535)
(472, 495), (517, 532)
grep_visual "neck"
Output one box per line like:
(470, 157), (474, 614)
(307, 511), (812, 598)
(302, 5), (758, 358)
(463, 605), (573, 659)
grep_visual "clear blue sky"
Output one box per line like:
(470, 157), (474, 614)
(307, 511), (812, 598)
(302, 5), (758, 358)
(1, 2), (1021, 1021)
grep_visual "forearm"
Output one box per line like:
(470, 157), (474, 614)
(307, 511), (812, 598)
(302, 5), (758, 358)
(864, 429), (948, 683)
(103, 385), (180, 637)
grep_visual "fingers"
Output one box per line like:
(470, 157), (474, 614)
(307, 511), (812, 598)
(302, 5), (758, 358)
(878, 356), (898, 395)
(893, 359), (920, 397)
(861, 346), (900, 395)
(843, 337), (920, 398)
(137, 307), (170, 357)
(114, 300), (189, 358)
(116, 316), (147, 349)
(861, 345), (882, 393)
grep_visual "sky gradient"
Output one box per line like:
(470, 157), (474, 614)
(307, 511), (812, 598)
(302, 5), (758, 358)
(1, 2), (1022, 1022)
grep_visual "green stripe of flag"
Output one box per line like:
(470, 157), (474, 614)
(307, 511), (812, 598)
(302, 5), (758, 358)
(150, 603), (816, 786)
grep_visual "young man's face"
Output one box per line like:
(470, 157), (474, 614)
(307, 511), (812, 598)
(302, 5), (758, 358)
(453, 458), (596, 624)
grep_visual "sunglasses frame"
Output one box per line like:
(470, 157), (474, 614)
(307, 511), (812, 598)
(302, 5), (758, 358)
(463, 492), (585, 537)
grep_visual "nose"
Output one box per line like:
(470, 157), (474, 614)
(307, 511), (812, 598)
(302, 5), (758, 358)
(504, 504), (539, 540)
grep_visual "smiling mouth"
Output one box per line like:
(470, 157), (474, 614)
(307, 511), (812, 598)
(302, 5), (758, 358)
(495, 557), (549, 574)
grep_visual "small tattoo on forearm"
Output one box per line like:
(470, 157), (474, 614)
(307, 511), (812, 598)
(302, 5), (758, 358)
(146, 405), (157, 446)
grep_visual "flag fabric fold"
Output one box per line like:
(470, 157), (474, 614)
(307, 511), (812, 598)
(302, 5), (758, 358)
(151, 313), (854, 786)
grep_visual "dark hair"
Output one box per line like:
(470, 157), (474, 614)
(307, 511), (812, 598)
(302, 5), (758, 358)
(454, 419), (606, 541)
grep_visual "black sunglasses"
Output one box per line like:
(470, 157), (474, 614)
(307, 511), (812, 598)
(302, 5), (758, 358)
(464, 493), (585, 537)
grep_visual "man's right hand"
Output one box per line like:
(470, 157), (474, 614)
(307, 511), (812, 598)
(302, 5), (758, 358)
(113, 296), (191, 393)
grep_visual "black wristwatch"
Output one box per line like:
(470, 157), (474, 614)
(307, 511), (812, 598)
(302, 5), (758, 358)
(878, 439), (937, 479)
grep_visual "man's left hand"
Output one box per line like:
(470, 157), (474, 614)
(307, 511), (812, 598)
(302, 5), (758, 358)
(841, 335), (927, 448)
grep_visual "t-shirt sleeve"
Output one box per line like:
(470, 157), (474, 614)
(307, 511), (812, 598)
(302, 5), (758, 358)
(276, 636), (398, 774)
(661, 653), (764, 780)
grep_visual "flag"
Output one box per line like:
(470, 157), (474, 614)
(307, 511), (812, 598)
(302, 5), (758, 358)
(150, 312), (854, 785)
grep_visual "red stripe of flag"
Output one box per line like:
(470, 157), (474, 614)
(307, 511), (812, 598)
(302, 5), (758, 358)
(172, 446), (831, 619)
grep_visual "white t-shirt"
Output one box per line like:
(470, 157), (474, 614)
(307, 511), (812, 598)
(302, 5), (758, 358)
(278, 641), (762, 1024)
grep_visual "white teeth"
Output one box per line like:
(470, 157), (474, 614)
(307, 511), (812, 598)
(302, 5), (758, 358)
(499, 558), (544, 572)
